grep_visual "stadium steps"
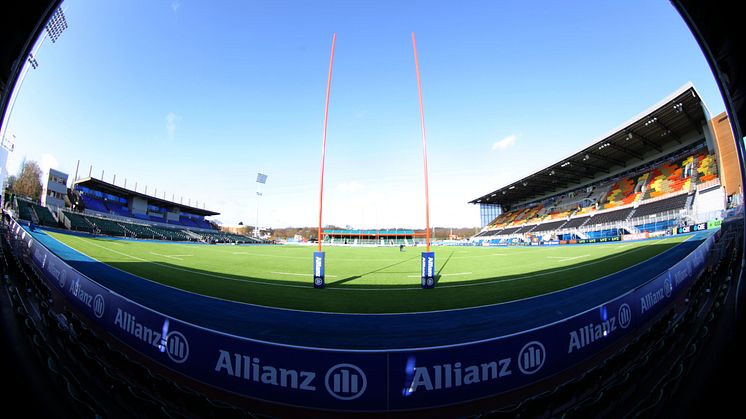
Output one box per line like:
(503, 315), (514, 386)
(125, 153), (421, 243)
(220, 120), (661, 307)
(16, 199), (39, 224)
(29, 205), (41, 225)
(625, 208), (637, 222)
(685, 191), (695, 211)
(183, 230), (203, 240)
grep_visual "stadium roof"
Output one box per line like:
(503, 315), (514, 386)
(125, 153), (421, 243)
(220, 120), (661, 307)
(73, 177), (219, 216)
(470, 83), (709, 207)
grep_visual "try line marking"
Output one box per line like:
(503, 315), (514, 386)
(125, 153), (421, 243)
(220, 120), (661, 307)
(271, 271), (338, 278)
(407, 272), (472, 278)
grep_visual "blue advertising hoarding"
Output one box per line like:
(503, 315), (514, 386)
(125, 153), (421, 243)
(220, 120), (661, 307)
(313, 251), (325, 288)
(421, 252), (435, 289)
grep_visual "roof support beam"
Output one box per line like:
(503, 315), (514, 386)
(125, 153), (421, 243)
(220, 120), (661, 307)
(608, 142), (644, 161)
(586, 151), (625, 167)
(682, 108), (703, 135)
(655, 119), (682, 143)
(626, 130), (662, 153)
(570, 159), (609, 174)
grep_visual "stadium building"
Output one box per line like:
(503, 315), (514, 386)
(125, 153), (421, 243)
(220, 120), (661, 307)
(1, 2), (745, 418)
(471, 83), (738, 245)
(15, 175), (260, 244)
(323, 228), (420, 245)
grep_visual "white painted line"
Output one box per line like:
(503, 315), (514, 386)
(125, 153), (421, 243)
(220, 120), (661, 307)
(271, 271), (338, 278)
(547, 254), (590, 261)
(149, 252), (192, 261)
(407, 272), (473, 278)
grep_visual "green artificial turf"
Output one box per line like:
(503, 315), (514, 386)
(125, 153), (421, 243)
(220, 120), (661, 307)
(46, 231), (690, 313)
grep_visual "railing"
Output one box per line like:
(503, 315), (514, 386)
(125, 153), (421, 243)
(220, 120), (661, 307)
(627, 211), (682, 230)
(696, 178), (721, 192)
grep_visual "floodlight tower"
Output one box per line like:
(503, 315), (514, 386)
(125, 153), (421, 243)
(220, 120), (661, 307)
(255, 172), (267, 237)
(0, 6), (68, 143)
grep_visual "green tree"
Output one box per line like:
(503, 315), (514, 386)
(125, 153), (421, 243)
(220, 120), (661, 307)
(5, 174), (17, 192)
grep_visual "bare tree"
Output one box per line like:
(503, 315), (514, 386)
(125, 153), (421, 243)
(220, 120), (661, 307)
(12, 160), (43, 201)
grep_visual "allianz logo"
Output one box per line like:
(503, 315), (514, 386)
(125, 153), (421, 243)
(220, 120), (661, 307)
(68, 276), (105, 319)
(673, 265), (690, 287)
(215, 351), (368, 400)
(114, 309), (189, 364)
(48, 263), (67, 288)
(641, 277), (673, 314)
(421, 255), (434, 276)
(314, 256), (323, 277)
(406, 341), (545, 393)
(568, 304), (631, 353)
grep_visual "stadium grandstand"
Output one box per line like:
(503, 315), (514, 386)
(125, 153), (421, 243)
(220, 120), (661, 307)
(10, 176), (261, 244)
(471, 83), (736, 246)
(2, 1), (746, 418)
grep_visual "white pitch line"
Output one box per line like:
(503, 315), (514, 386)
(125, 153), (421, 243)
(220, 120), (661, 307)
(546, 254), (590, 261)
(271, 271), (338, 278)
(407, 272), (473, 278)
(149, 252), (192, 261)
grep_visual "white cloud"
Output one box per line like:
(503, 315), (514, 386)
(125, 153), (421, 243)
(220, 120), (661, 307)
(491, 134), (518, 151)
(171, 0), (182, 13)
(40, 153), (59, 174)
(166, 112), (180, 139)
(337, 180), (363, 193)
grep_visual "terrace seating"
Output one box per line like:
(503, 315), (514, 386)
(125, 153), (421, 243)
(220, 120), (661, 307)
(85, 217), (127, 236)
(147, 226), (190, 241)
(546, 209), (573, 220)
(196, 219), (213, 229)
(105, 201), (131, 217)
(586, 207), (635, 226)
(695, 153), (718, 184)
(62, 211), (96, 233)
(532, 219), (568, 233)
(601, 173), (648, 209)
(16, 199), (36, 222)
(631, 194), (689, 219)
(510, 204), (543, 226)
(643, 155), (693, 199)
(120, 222), (157, 239)
(32, 204), (60, 227)
(17, 199), (60, 227)
(563, 216), (591, 229)
(81, 196), (109, 213)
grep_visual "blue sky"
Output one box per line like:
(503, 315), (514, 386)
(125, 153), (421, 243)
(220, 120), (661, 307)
(4, 0), (725, 228)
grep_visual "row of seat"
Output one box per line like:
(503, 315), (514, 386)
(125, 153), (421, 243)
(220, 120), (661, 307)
(484, 151), (718, 231)
(478, 232), (738, 418)
(2, 219), (266, 418)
